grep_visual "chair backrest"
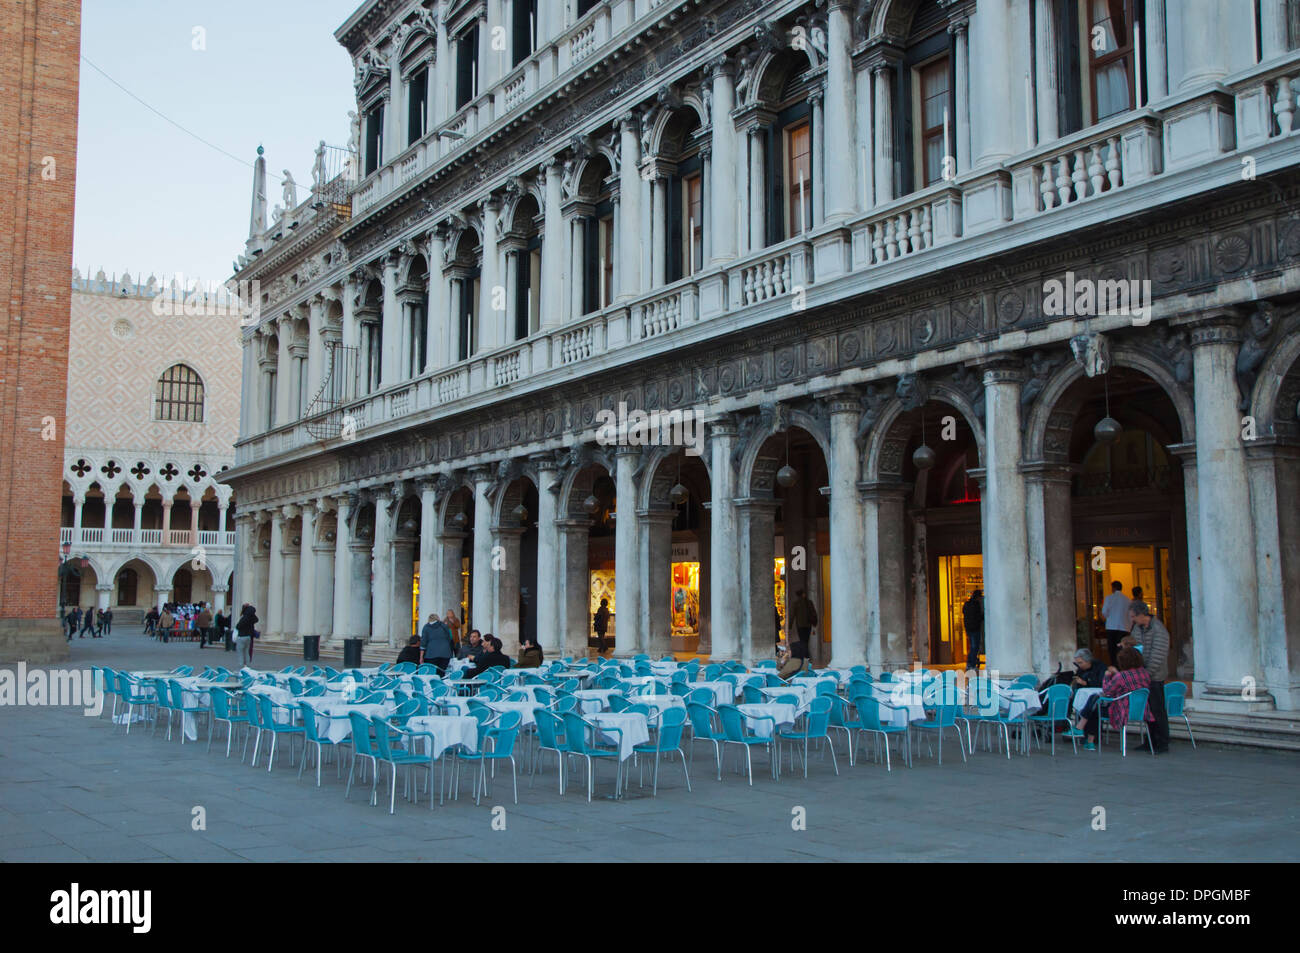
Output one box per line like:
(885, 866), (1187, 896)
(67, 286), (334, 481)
(792, 669), (818, 680)
(533, 688), (554, 706)
(256, 693), (282, 728)
(879, 671), (894, 682)
(816, 680), (838, 697)
(625, 703), (651, 717)
(245, 695), (263, 729)
(656, 706), (687, 747)
(358, 691), (387, 704)
(703, 663), (723, 680)
(553, 696), (578, 714)
(607, 695), (630, 712)
(477, 684), (505, 701)
(716, 704), (754, 741)
(773, 693), (800, 706)
(847, 677), (872, 697)
(152, 678), (172, 708)
(1040, 683), (1071, 720)
(742, 684), (764, 705)
(671, 669), (688, 684)
(633, 653), (649, 661)
(298, 702), (325, 742)
(168, 680), (190, 709)
(802, 695), (832, 736)
(486, 710), (522, 756)
(1125, 688), (1150, 724)
(824, 693), (850, 727)
(172, 665), (194, 676)
(393, 698), (422, 723)
(850, 693), (886, 732)
(754, 659), (777, 670)
(393, 688), (412, 707)
(211, 687), (235, 720)
(279, 666), (294, 674)
(288, 677), (305, 695)
(427, 682), (449, 699)
(416, 663), (436, 674)
(377, 663), (392, 674)
(369, 714), (402, 759)
(722, 661), (747, 674)
(926, 703), (961, 727)
(303, 684), (326, 697)
(686, 701), (720, 739)
(850, 665), (868, 676)
(535, 709), (565, 749)
(635, 662), (652, 676)
(100, 666), (118, 695)
(561, 713), (598, 755)
(669, 683), (689, 698)
(349, 711), (377, 756)
(1164, 681), (1187, 716)
(1013, 674), (1039, 690)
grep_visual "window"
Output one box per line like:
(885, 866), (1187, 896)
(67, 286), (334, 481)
(1086, 0), (1134, 122)
(456, 24), (479, 110)
(364, 323), (382, 392)
(1290, 0), (1300, 50)
(512, 0), (538, 68)
(784, 121), (811, 238)
(408, 300), (428, 378)
(918, 57), (950, 186)
(599, 215), (614, 308)
(265, 371), (277, 430)
(407, 67), (428, 145)
(576, 0), (599, 16)
(683, 173), (703, 275)
(156, 364), (205, 422)
(364, 104), (384, 175)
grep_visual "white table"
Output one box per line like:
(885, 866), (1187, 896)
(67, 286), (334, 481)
(1000, 688), (1043, 720)
(485, 700), (542, 727)
(635, 696), (686, 717)
(300, 699), (393, 743)
(759, 684), (818, 706)
(406, 715), (479, 758)
(588, 712), (651, 761)
(736, 702), (800, 739)
(573, 689), (621, 714)
(693, 681), (736, 705)
(1072, 687), (1103, 718)
(499, 684), (550, 702)
(649, 662), (679, 676)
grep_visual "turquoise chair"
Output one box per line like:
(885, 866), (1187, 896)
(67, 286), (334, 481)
(777, 695), (839, 778)
(669, 683), (690, 698)
(1028, 684), (1076, 755)
(531, 709), (569, 794)
(297, 702), (344, 786)
(742, 684), (764, 705)
(1099, 688), (1154, 756)
(151, 678), (176, 740)
(823, 694), (855, 763)
(1165, 683), (1195, 749)
(633, 706), (692, 795)
(257, 694), (305, 771)
(98, 666), (119, 721)
(702, 663), (723, 680)
(607, 695), (630, 712)
(849, 692), (911, 770)
(686, 687), (715, 706)
(716, 704), (777, 785)
(170, 665), (194, 676)
(168, 680), (208, 745)
(553, 695), (578, 714)
(369, 714), (435, 813)
(914, 703), (967, 765)
(243, 691), (264, 764)
(561, 712), (623, 801)
(302, 684), (326, 697)
(416, 663), (437, 675)
(116, 672), (155, 735)
(850, 665), (868, 677)
(287, 677), (306, 695)
(1013, 674), (1039, 690)
(754, 659), (778, 670)
(458, 710), (522, 805)
(345, 711), (381, 806)
(965, 676), (1020, 757)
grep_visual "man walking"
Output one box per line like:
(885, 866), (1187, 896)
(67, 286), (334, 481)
(1130, 601), (1170, 754)
(195, 603), (214, 649)
(102, 607), (112, 637)
(234, 604), (257, 668)
(962, 589), (984, 669)
(791, 589), (817, 651)
(593, 598), (611, 655)
(77, 606), (96, 639)
(1100, 581), (1131, 664)
(64, 606), (77, 640)
(419, 612), (455, 673)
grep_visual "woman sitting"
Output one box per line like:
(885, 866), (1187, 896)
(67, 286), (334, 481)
(516, 638), (544, 668)
(1077, 646), (1154, 751)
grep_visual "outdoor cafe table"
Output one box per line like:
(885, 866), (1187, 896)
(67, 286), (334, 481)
(999, 687), (1043, 721)
(171, 676), (213, 741)
(588, 712), (651, 761)
(648, 661), (679, 676)
(857, 685), (929, 727)
(693, 680), (736, 705)
(573, 689), (621, 714)
(484, 700), (542, 726)
(300, 698), (394, 743)
(498, 684), (548, 703)
(633, 695), (685, 717)
(1072, 687), (1103, 719)
(736, 702), (800, 739)
(759, 683), (818, 706)
(405, 715), (479, 759)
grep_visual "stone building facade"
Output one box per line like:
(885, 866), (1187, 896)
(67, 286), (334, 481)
(226, 0), (1300, 715)
(59, 272), (241, 616)
(1, 0), (81, 662)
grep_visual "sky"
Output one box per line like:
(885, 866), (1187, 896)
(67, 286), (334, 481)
(74, 0), (363, 287)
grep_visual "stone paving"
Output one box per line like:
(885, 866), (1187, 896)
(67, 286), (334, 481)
(2, 630), (1298, 862)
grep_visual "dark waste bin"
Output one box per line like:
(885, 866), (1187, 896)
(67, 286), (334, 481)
(343, 637), (364, 669)
(224, 629), (234, 652)
(303, 634), (320, 661)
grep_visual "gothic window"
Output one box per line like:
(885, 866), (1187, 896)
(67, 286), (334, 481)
(71, 459), (91, 478)
(155, 364), (205, 423)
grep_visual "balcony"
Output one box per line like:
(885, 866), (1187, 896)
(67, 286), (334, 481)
(233, 60), (1300, 471)
(57, 528), (236, 551)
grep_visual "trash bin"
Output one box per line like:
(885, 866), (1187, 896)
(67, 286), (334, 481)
(343, 637), (364, 669)
(303, 634), (320, 661)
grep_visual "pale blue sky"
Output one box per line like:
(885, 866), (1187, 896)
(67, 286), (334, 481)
(74, 0), (363, 285)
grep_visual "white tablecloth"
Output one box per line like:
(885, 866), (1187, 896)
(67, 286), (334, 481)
(1072, 687), (1103, 718)
(636, 696), (686, 717)
(649, 662), (679, 676)
(573, 689), (621, 714)
(999, 688), (1043, 720)
(406, 715), (479, 758)
(500, 684), (549, 702)
(588, 712), (651, 761)
(693, 681), (736, 705)
(759, 684), (817, 706)
(736, 703), (799, 739)
(485, 700), (542, 726)
(300, 700), (393, 743)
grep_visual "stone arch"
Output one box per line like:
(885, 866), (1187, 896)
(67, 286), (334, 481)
(646, 102), (705, 158)
(736, 407), (833, 498)
(863, 381), (986, 482)
(751, 46), (813, 107)
(1024, 346), (1196, 462)
(398, 250), (428, 286)
(868, 0), (933, 44)
(491, 474), (536, 528)
(557, 454), (613, 519)
(574, 153), (614, 199)
(104, 552), (165, 590)
(502, 188), (542, 235)
(437, 482), (476, 532)
(1249, 330), (1300, 440)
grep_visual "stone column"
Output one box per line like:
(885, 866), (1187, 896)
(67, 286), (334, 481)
(471, 471), (495, 634)
(439, 530), (467, 628)
(617, 115), (643, 299)
(640, 509), (676, 658)
(235, 514), (257, 610)
(736, 499), (778, 667)
(332, 495), (355, 639)
(436, 2), (452, 122)
(949, 17), (971, 175)
(542, 159), (566, 324)
(267, 510), (285, 637)
(313, 503), (335, 638)
(1023, 463), (1076, 674)
(503, 246), (520, 339)
(446, 276), (463, 364)
(809, 90), (824, 227)
(979, 361), (1033, 673)
(391, 534), (416, 647)
(533, 456), (561, 652)
(569, 213), (586, 319)
(72, 494), (84, 545)
(280, 506), (301, 638)
(387, 46), (403, 154)
(425, 230), (446, 371)
(650, 175), (667, 288)
(872, 65), (894, 204)
(708, 58), (738, 264)
(162, 499), (173, 544)
(1188, 319), (1262, 702)
(274, 319), (293, 427)
(970, 0), (1017, 165)
(132, 500), (143, 537)
(96, 582), (112, 610)
(306, 296), (324, 408)
(827, 395), (867, 668)
(212, 585), (228, 614)
(370, 489), (393, 643)
(155, 586), (170, 612)
(861, 482), (908, 671)
(417, 481), (439, 625)
(381, 253), (401, 387)
(479, 197), (501, 349)
(708, 417), (741, 661)
(297, 503), (317, 635)
(1247, 442), (1300, 710)
(824, 0), (858, 220)
(557, 519), (591, 658)
(747, 127), (765, 250)
(494, 525), (524, 654)
(614, 447), (642, 657)
(349, 517), (372, 639)
(1032, 1), (1057, 144)
(1145, 0), (1169, 100)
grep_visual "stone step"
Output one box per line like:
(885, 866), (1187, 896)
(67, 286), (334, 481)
(1169, 709), (1300, 752)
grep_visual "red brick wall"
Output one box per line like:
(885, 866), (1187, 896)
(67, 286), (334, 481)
(0, 0), (81, 623)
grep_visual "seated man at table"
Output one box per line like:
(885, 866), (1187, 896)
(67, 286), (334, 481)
(468, 636), (511, 677)
(396, 635), (422, 666)
(516, 638), (544, 668)
(457, 629), (487, 661)
(778, 637), (811, 679)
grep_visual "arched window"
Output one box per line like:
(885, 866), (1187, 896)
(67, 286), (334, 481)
(155, 364), (205, 423)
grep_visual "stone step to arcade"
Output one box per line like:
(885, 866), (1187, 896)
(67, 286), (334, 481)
(1169, 709), (1300, 752)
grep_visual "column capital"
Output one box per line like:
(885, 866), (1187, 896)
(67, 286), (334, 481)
(823, 390), (862, 416)
(1187, 319), (1245, 349)
(733, 497), (781, 512)
(280, 504), (301, 519)
(95, 582), (114, 593)
(468, 466), (493, 485)
(704, 53), (736, 81)
(618, 110), (642, 134)
(969, 355), (1025, 385)
(856, 479), (910, 501)
(946, 14), (969, 36)
(1018, 461), (1075, 485)
(708, 414), (739, 439)
(530, 451), (560, 472)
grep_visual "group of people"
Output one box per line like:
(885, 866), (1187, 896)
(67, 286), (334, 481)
(399, 611), (544, 677)
(144, 602), (232, 648)
(1070, 588), (1172, 753)
(64, 605), (112, 640)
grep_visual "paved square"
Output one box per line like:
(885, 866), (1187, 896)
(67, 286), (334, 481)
(3, 633), (1298, 862)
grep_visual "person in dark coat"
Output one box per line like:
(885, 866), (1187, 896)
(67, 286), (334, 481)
(234, 604), (258, 667)
(469, 636), (511, 677)
(962, 590), (984, 669)
(517, 639), (544, 668)
(396, 636), (422, 665)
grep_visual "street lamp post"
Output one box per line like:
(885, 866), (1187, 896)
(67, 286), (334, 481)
(57, 542), (81, 632)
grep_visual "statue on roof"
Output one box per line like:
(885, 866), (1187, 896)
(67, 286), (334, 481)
(312, 141), (328, 191)
(281, 170), (299, 210)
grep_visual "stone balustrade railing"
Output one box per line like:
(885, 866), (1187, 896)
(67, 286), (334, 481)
(57, 528), (235, 549)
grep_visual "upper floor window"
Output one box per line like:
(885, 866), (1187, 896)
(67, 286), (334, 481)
(456, 24), (480, 110)
(512, 0), (538, 68)
(157, 364), (204, 423)
(364, 103), (384, 175)
(783, 121), (811, 238)
(917, 55), (950, 187)
(407, 67), (428, 145)
(1086, 0), (1135, 122)
(576, 0), (599, 17)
